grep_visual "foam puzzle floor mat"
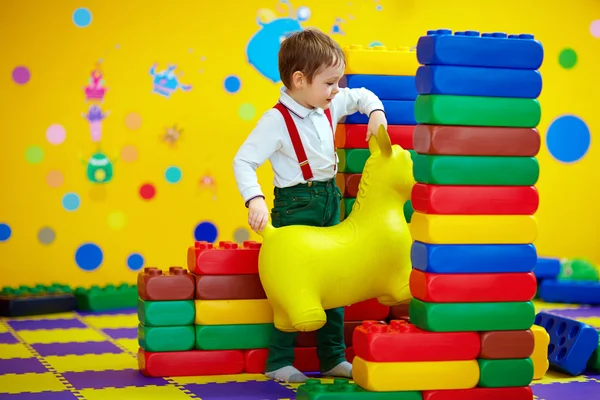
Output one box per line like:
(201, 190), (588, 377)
(0, 300), (598, 400)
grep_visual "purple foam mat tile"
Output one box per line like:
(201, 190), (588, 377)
(102, 327), (138, 340)
(183, 380), (296, 400)
(532, 380), (600, 400)
(0, 358), (47, 374)
(7, 318), (86, 331)
(543, 307), (600, 320)
(61, 368), (169, 390)
(76, 308), (137, 317)
(31, 341), (123, 357)
(0, 332), (18, 344)
(0, 391), (79, 399)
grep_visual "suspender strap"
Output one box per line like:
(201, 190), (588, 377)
(324, 108), (336, 172)
(273, 103), (313, 181)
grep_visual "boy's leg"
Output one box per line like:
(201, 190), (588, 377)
(265, 328), (306, 382)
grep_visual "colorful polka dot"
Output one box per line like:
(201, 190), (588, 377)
(224, 76), (241, 93)
(46, 124), (66, 145)
(233, 227), (250, 243)
(239, 103), (256, 121)
(12, 66), (30, 84)
(559, 48), (577, 69)
(127, 253), (145, 271)
(0, 223), (12, 242)
(38, 227), (56, 245)
(165, 166), (182, 183)
(62, 193), (81, 211)
(108, 211), (126, 230)
(121, 145), (138, 162)
(546, 115), (591, 163)
(296, 6), (311, 21)
(46, 170), (64, 188)
(139, 183), (156, 200)
(25, 146), (44, 164)
(73, 8), (92, 28)
(590, 20), (600, 38)
(194, 221), (218, 243)
(75, 243), (103, 271)
(124, 112), (142, 130)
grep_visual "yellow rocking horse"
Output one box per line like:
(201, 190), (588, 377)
(257, 125), (415, 332)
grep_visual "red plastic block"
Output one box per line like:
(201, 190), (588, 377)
(413, 124), (540, 156)
(422, 386), (533, 400)
(138, 347), (244, 377)
(335, 173), (361, 198)
(296, 321), (361, 347)
(345, 298), (390, 321)
(411, 184), (539, 215)
(335, 124), (414, 149)
(353, 320), (480, 362)
(244, 347), (355, 373)
(187, 241), (261, 275)
(479, 330), (535, 359)
(410, 269), (537, 303)
(195, 274), (266, 300)
(137, 267), (196, 301)
(389, 304), (410, 320)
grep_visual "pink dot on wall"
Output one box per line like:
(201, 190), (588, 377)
(591, 20), (600, 38)
(46, 124), (66, 145)
(12, 66), (30, 84)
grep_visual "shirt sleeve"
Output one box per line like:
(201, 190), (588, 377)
(233, 109), (283, 204)
(331, 87), (384, 120)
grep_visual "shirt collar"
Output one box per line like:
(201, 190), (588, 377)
(278, 87), (324, 119)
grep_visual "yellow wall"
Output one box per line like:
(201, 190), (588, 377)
(1, 0), (598, 287)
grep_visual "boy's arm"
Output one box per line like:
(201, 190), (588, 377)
(233, 110), (282, 207)
(331, 87), (385, 120)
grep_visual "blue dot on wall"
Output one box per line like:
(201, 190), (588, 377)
(0, 223), (12, 242)
(546, 115), (591, 163)
(62, 193), (81, 211)
(165, 166), (182, 183)
(194, 221), (218, 243)
(75, 243), (103, 271)
(127, 253), (144, 271)
(224, 76), (241, 93)
(73, 8), (92, 27)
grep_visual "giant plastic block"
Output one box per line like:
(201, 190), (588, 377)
(337, 148), (370, 173)
(479, 330), (535, 359)
(588, 338), (600, 372)
(410, 213), (538, 244)
(411, 242), (537, 274)
(340, 197), (355, 219)
(533, 257), (561, 279)
(341, 74), (418, 100)
(138, 298), (195, 326)
(538, 280), (600, 305)
(187, 241), (261, 275)
(478, 358), (534, 388)
(416, 65), (542, 98)
(75, 283), (137, 311)
(336, 124), (414, 150)
(415, 95), (541, 127)
(0, 284), (75, 317)
(410, 299), (535, 332)
(336, 173), (361, 198)
(195, 274), (266, 300)
(344, 298), (390, 321)
(194, 323), (271, 350)
(416, 29), (544, 69)
(138, 324), (195, 352)
(138, 266), (195, 301)
(413, 125), (540, 156)
(296, 321), (360, 347)
(297, 378), (422, 400)
(410, 270), (537, 303)
(138, 347), (245, 377)
(194, 299), (273, 325)
(534, 312), (599, 375)
(352, 320), (480, 362)
(414, 154), (539, 186)
(244, 347), (356, 373)
(422, 387), (533, 400)
(411, 184), (539, 215)
(530, 324), (550, 379)
(343, 100), (416, 125)
(344, 44), (419, 75)
(353, 356), (479, 391)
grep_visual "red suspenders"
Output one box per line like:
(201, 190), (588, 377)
(273, 102), (335, 181)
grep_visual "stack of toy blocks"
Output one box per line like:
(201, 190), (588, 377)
(407, 29), (544, 398)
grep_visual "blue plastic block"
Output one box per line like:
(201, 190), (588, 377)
(417, 29), (544, 69)
(415, 65), (542, 98)
(533, 257), (562, 279)
(342, 75), (418, 101)
(534, 312), (599, 375)
(538, 280), (600, 305)
(411, 241), (537, 274)
(343, 100), (415, 125)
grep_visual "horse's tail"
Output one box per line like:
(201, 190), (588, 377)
(257, 222), (275, 238)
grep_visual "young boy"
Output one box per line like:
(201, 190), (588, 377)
(233, 28), (387, 383)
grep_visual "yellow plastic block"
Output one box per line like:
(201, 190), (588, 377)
(343, 45), (419, 75)
(79, 385), (193, 400)
(0, 343), (34, 359)
(531, 324), (550, 380)
(194, 299), (273, 325)
(410, 213), (538, 244)
(0, 372), (66, 394)
(353, 356), (479, 391)
(18, 328), (106, 344)
(44, 353), (138, 373)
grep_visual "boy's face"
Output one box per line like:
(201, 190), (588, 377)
(302, 60), (345, 110)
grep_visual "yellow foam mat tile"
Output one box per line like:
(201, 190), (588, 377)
(18, 328), (106, 344)
(79, 385), (193, 400)
(533, 300), (582, 312)
(170, 373), (269, 385)
(531, 325), (550, 380)
(0, 343), (34, 359)
(115, 338), (139, 354)
(343, 45), (419, 75)
(194, 299), (273, 325)
(0, 372), (66, 394)
(577, 316), (600, 328)
(81, 314), (138, 329)
(44, 353), (138, 373)
(353, 356), (479, 391)
(410, 213), (537, 244)
(0, 323), (8, 333)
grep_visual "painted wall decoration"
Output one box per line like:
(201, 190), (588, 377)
(0, 0), (598, 288)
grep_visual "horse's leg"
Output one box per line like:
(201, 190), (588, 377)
(377, 282), (412, 306)
(286, 294), (327, 332)
(272, 303), (296, 333)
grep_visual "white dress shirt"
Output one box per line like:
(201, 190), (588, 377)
(233, 86), (384, 204)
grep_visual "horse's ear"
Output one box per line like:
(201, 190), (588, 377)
(377, 124), (392, 157)
(368, 133), (380, 155)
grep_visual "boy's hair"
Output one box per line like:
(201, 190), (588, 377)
(278, 28), (345, 89)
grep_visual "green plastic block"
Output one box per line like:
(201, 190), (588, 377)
(138, 324), (195, 352)
(588, 336), (600, 372)
(337, 148), (370, 173)
(1, 283), (72, 296)
(409, 299), (535, 332)
(341, 198), (355, 219)
(74, 283), (137, 312)
(559, 258), (599, 281)
(404, 200), (414, 223)
(297, 378), (422, 400)
(408, 149), (416, 161)
(138, 299), (195, 327)
(478, 358), (534, 387)
(415, 94), (541, 128)
(414, 154), (539, 186)
(195, 323), (272, 350)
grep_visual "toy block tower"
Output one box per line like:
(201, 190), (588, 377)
(407, 29), (543, 396)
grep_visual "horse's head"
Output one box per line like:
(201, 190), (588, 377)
(365, 124), (415, 200)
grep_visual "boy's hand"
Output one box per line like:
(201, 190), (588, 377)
(366, 110), (388, 141)
(248, 197), (269, 233)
